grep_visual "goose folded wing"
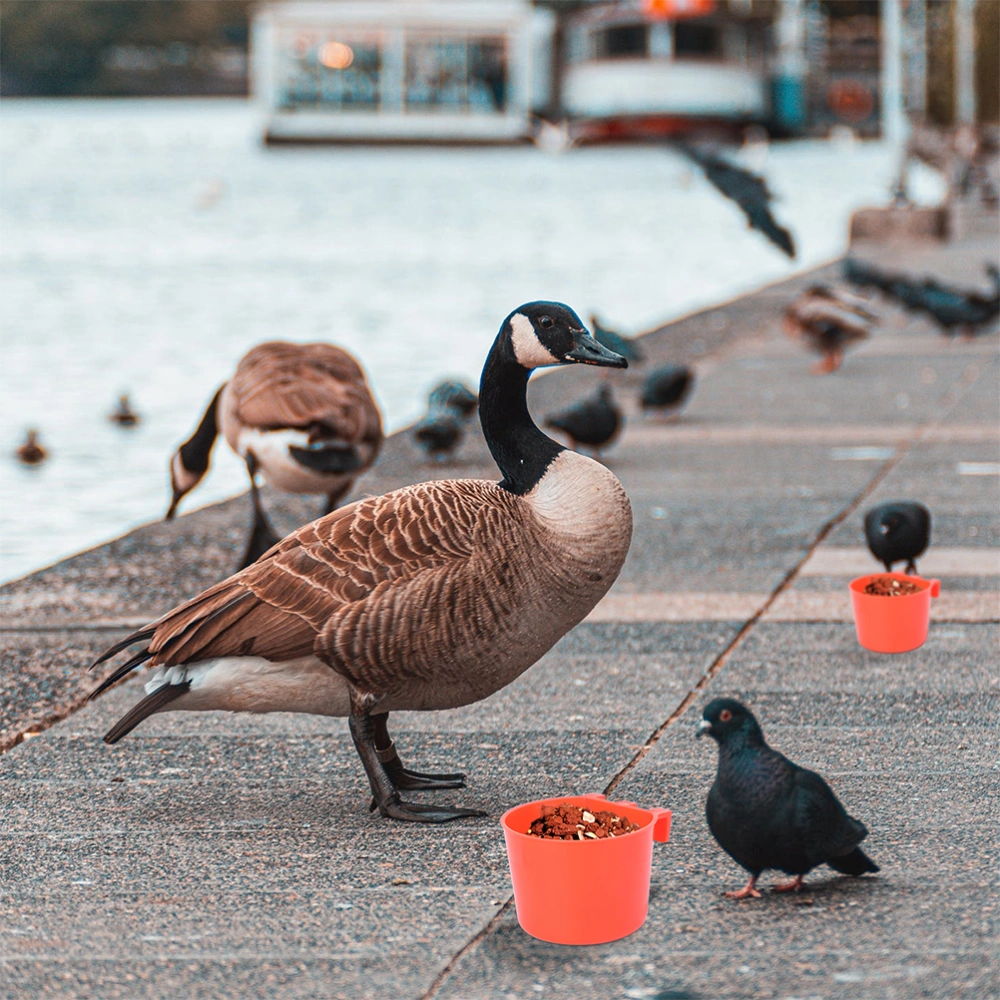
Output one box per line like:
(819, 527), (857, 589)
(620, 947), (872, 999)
(109, 481), (495, 679)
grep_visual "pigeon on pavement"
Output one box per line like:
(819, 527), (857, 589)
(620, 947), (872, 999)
(864, 500), (931, 574)
(697, 698), (879, 899)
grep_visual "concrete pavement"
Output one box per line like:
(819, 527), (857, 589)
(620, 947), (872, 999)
(2, 234), (998, 999)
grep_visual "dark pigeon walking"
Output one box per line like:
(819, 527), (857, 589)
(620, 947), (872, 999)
(640, 364), (694, 418)
(427, 380), (478, 419)
(864, 501), (931, 574)
(412, 410), (463, 463)
(697, 698), (879, 899)
(544, 384), (622, 457)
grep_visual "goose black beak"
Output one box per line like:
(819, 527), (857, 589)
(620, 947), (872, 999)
(564, 332), (628, 369)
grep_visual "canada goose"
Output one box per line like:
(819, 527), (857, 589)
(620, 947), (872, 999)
(90, 303), (632, 823)
(166, 341), (383, 568)
(16, 429), (47, 466)
(589, 315), (645, 364)
(545, 384), (622, 457)
(640, 364), (695, 418)
(784, 287), (873, 374)
(864, 501), (931, 574)
(109, 394), (140, 427)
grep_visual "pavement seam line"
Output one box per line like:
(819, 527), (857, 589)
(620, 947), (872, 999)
(603, 355), (992, 796)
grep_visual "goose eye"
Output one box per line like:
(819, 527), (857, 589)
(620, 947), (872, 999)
(538, 316), (554, 330)
(719, 709), (732, 722)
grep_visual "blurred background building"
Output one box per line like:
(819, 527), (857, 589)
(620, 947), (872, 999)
(2, 1), (997, 143)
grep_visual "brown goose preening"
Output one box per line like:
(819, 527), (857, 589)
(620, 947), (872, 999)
(784, 285), (875, 374)
(166, 341), (383, 568)
(15, 429), (47, 466)
(90, 303), (632, 823)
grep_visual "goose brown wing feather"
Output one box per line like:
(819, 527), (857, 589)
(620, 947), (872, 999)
(229, 342), (382, 446)
(138, 481), (508, 685)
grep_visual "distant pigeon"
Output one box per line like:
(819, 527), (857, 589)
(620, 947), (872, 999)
(16, 429), (47, 466)
(544, 384), (621, 456)
(784, 286), (874, 374)
(640, 364), (694, 417)
(678, 143), (796, 258)
(697, 698), (879, 898)
(427, 380), (478, 419)
(864, 501), (931, 574)
(589, 315), (645, 364)
(412, 410), (463, 463)
(844, 259), (999, 338)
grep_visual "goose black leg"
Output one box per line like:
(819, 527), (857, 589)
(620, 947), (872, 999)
(372, 713), (466, 791)
(323, 482), (351, 516)
(348, 694), (485, 823)
(241, 454), (280, 568)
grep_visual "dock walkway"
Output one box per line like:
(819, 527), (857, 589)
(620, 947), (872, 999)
(2, 234), (997, 999)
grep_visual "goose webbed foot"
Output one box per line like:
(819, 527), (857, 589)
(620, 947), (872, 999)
(351, 707), (484, 823)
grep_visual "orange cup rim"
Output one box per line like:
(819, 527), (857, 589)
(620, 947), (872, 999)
(849, 571), (936, 596)
(500, 794), (662, 843)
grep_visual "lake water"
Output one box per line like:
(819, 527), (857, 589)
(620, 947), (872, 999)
(0, 99), (944, 582)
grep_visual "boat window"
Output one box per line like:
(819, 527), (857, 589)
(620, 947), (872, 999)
(404, 33), (507, 113)
(674, 21), (721, 57)
(277, 29), (382, 111)
(597, 24), (648, 59)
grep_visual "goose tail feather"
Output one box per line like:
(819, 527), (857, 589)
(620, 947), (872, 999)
(103, 680), (191, 745)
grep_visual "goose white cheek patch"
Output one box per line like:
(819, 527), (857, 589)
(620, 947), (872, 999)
(510, 313), (560, 368)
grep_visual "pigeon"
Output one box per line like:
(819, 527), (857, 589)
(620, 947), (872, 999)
(412, 409), (463, 463)
(589, 315), (645, 364)
(640, 364), (694, 418)
(427, 380), (478, 419)
(697, 698), (879, 899)
(411, 380), (479, 463)
(844, 259), (999, 339)
(544, 384), (621, 456)
(864, 501), (931, 574)
(677, 143), (796, 258)
(783, 286), (874, 374)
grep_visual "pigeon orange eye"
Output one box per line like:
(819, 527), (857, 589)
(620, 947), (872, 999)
(719, 709), (732, 722)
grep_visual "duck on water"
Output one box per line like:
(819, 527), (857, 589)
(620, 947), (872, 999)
(89, 303), (633, 823)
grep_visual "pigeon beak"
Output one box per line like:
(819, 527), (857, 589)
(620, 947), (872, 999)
(695, 719), (712, 739)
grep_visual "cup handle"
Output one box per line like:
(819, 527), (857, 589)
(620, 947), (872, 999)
(650, 808), (672, 843)
(929, 579), (941, 598)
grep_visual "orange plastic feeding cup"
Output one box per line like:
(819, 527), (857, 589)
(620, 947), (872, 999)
(500, 793), (671, 945)
(849, 573), (941, 653)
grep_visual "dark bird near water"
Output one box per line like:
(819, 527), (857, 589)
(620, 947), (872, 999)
(678, 144), (796, 258)
(411, 380), (479, 463)
(109, 394), (140, 427)
(698, 698), (879, 898)
(412, 409), (463, 463)
(427, 380), (478, 419)
(16, 429), (47, 466)
(864, 501), (931, 574)
(589, 315), (645, 364)
(88, 303), (632, 823)
(640, 364), (694, 418)
(844, 259), (999, 339)
(166, 341), (383, 569)
(544, 384), (622, 457)
(784, 285), (874, 374)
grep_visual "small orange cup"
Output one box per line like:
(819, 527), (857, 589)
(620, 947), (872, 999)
(500, 793), (671, 945)
(849, 572), (941, 653)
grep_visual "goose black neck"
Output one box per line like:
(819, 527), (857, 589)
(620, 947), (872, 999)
(479, 343), (564, 496)
(179, 384), (224, 475)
